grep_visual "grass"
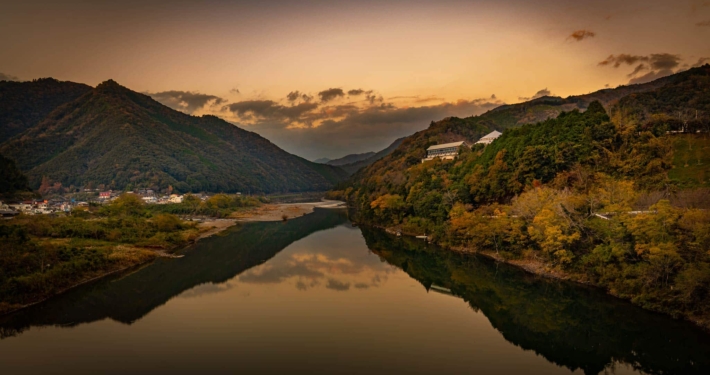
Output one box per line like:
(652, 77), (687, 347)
(669, 133), (710, 188)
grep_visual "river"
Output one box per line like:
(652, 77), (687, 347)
(1, 208), (709, 374)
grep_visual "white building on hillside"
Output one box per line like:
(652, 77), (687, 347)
(475, 130), (502, 145)
(422, 141), (469, 163)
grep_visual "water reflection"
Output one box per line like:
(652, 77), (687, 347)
(0, 208), (349, 338)
(360, 227), (710, 375)
(0, 209), (709, 375)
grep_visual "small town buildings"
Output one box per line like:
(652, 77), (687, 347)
(475, 130), (502, 145)
(99, 191), (112, 200)
(168, 194), (184, 204)
(142, 196), (158, 203)
(422, 141), (469, 163)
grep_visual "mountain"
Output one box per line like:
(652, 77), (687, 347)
(337, 136), (407, 175)
(0, 80), (348, 193)
(343, 65), (710, 188)
(0, 78), (92, 143)
(313, 158), (331, 164)
(0, 153), (32, 199)
(331, 65), (710, 329)
(325, 152), (376, 166)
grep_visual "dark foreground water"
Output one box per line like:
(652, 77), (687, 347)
(1, 209), (710, 375)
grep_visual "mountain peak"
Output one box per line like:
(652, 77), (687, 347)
(95, 79), (127, 93)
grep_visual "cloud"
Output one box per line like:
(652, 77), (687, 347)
(0, 72), (19, 81)
(518, 88), (553, 101)
(697, 20), (710, 27)
(224, 100), (319, 123)
(233, 96), (503, 159)
(598, 53), (682, 84)
(318, 88), (345, 102)
(286, 90), (313, 102)
(325, 278), (351, 291)
(568, 29), (596, 41)
(693, 57), (710, 67)
(149, 90), (226, 114)
(347, 89), (365, 96)
(230, 88), (240, 95)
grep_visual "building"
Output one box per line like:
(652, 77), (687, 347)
(475, 130), (502, 145)
(168, 194), (183, 204)
(99, 191), (112, 200)
(422, 141), (469, 163)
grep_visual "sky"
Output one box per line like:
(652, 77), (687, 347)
(1, 0), (709, 160)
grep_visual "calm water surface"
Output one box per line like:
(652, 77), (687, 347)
(1, 209), (709, 375)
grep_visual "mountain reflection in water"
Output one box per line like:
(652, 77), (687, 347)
(0, 208), (709, 375)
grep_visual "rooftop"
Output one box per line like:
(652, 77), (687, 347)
(427, 141), (466, 151)
(480, 130), (502, 139)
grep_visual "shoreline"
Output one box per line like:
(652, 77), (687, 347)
(374, 223), (710, 332)
(1, 200), (344, 317)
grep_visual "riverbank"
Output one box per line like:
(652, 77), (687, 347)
(0, 200), (344, 316)
(376, 223), (710, 332)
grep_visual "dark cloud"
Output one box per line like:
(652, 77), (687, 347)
(347, 89), (365, 96)
(598, 53), (682, 84)
(149, 90), (226, 114)
(318, 88), (345, 102)
(325, 278), (351, 291)
(286, 90), (313, 102)
(491, 94), (497, 100)
(0, 72), (19, 81)
(693, 57), (710, 67)
(225, 100), (318, 122)
(568, 29), (596, 41)
(239, 96), (503, 159)
(598, 54), (647, 67)
(518, 88), (553, 101)
(230, 88), (240, 94)
(697, 20), (710, 27)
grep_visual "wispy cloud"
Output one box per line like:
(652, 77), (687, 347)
(518, 88), (553, 101)
(568, 29), (596, 41)
(598, 53), (682, 84)
(148, 90), (226, 113)
(697, 20), (710, 27)
(0, 72), (19, 81)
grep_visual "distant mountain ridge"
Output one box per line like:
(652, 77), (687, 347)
(0, 79), (348, 193)
(337, 137), (407, 175)
(325, 152), (376, 167)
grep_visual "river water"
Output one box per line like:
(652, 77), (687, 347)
(1, 208), (709, 375)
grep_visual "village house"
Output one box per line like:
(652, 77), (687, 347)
(168, 194), (184, 204)
(422, 141), (469, 163)
(475, 130), (502, 145)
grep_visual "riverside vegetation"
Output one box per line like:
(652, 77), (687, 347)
(0, 193), (262, 313)
(329, 65), (710, 329)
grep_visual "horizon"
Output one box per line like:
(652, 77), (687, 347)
(2, 0), (709, 159)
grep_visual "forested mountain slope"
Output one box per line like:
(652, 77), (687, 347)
(0, 80), (347, 193)
(332, 65), (710, 329)
(0, 78), (92, 143)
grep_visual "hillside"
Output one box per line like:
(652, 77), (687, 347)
(337, 136), (407, 175)
(325, 151), (376, 166)
(0, 80), (348, 193)
(0, 78), (92, 143)
(331, 65), (710, 328)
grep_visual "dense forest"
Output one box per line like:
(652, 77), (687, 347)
(331, 64), (710, 328)
(0, 78), (91, 143)
(0, 80), (347, 194)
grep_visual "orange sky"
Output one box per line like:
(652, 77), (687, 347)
(2, 0), (709, 159)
